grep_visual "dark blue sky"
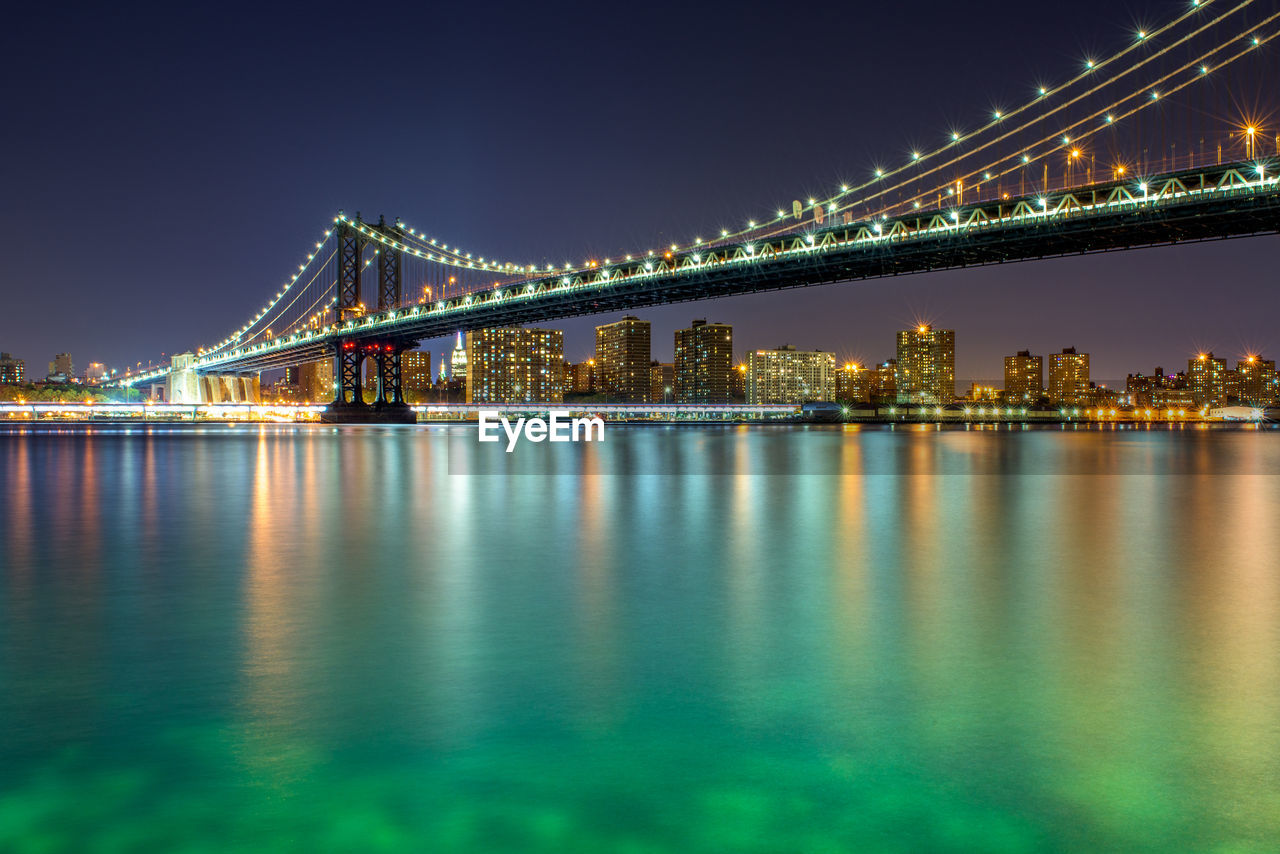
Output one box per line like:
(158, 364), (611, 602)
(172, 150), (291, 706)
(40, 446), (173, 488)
(4, 0), (1276, 384)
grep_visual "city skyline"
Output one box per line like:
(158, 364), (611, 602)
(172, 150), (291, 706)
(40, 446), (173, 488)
(9, 312), (1280, 392)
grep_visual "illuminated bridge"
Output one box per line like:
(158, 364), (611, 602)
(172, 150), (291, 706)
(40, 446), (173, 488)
(116, 0), (1280, 421)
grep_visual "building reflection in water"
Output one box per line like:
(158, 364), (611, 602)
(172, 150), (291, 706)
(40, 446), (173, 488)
(0, 425), (1277, 849)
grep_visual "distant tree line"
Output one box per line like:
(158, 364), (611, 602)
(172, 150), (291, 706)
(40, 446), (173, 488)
(0, 383), (132, 403)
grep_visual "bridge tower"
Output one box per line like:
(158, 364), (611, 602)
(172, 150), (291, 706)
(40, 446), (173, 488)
(323, 214), (418, 423)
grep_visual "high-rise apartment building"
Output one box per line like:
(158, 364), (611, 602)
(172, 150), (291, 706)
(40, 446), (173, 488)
(871, 359), (898, 402)
(673, 319), (733, 403)
(299, 359), (334, 402)
(1048, 347), (1090, 404)
(401, 350), (434, 401)
(835, 363), (871, 402)
(568, 361), (596, 394)
(1236, 355), (1278, 406)
(1003, 350), (1044, 402)
(47, 353), (73, 382)
(729, 363), (747, 401)
(0, 353), (25, 385)
(466, 327), (564, 404)
(595, 316), (651, 402)
(650, 362), (674, 403)
(745, 346), (835, 404)
(895, 325), (955, 404)
(1188, 352), (1228, 407)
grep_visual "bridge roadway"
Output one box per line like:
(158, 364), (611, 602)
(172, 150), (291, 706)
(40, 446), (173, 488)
(164, 160), (1280, 378)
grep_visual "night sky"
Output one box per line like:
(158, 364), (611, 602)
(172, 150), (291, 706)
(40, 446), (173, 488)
(5, 0), (1276, 385)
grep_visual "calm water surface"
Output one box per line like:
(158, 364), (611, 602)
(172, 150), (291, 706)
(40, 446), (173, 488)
(1, 424), (1278, 852)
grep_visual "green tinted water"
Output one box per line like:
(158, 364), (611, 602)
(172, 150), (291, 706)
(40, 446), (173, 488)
(1, 425), (1277, 852)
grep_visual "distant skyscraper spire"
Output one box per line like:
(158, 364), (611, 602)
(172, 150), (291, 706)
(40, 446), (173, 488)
(451, 331), (467, 380)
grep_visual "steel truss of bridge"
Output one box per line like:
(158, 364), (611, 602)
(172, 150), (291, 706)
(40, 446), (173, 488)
(126, 160), (1280, 409)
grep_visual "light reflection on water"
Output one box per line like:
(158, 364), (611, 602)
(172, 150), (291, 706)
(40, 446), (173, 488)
(0, 424), (1278, 852)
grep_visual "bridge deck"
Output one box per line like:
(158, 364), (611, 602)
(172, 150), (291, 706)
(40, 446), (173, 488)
(131, 162), (1280, 379)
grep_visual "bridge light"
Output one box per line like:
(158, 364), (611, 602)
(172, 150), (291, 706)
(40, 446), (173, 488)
(993, 110), (1002, 120)
(1021, 154), (1030, 164)
(874, 168), (883, 177)
(911, 151), (920, 160)
(1137, 30), (1146, 40)
(1200, 65), (1209, 74)
(951, 131), (960, 142)
(913, 201), (920, 209)
(840, 184), (849, 192)
(1085, 59), (1095, 69)
(1150, 91), (1159, 100)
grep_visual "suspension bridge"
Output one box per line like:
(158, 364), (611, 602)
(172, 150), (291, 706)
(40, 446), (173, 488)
(116, 0), (1280, 421)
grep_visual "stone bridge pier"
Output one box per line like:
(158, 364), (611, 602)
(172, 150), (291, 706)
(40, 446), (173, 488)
(167, 353), (261, 405)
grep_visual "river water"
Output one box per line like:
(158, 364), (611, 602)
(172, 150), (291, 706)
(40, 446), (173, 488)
(1, 424), (1277, 852)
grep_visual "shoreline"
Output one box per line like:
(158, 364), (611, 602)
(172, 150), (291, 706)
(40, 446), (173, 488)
(1, 418), (1276, 430)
